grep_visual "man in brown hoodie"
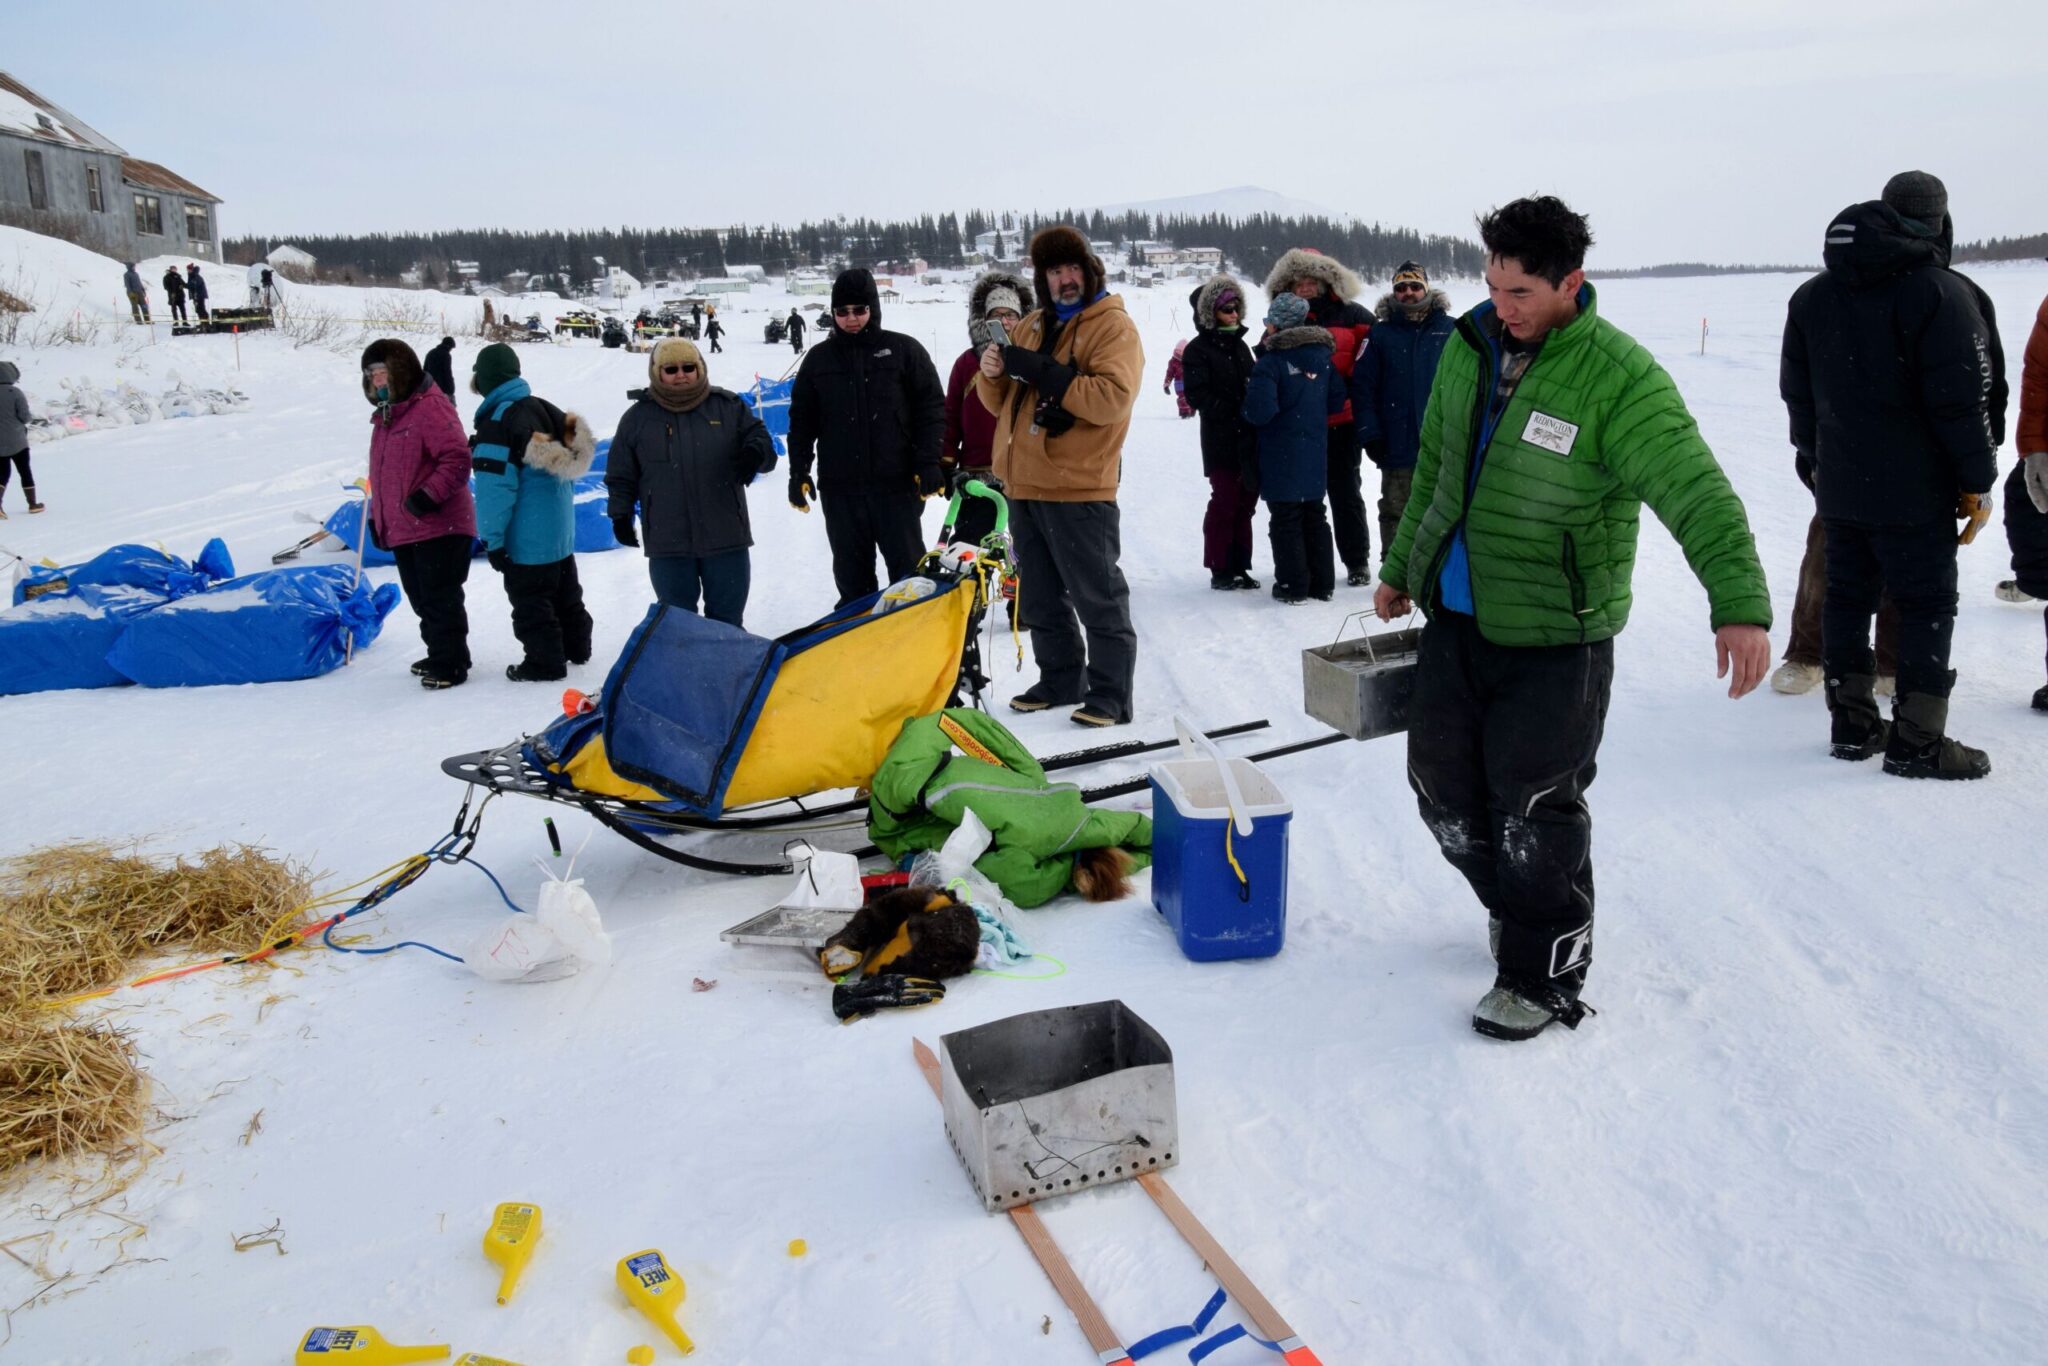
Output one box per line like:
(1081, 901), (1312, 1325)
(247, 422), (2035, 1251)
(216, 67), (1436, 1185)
(975, 225), (1145, 726)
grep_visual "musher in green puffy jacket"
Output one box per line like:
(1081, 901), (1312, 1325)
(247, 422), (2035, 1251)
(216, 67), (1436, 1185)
(1372, 196), (1772, 1042)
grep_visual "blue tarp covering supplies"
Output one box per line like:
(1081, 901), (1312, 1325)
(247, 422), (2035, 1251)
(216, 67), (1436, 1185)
(0, 536), (401, 696)
(740, 378), (792, 461)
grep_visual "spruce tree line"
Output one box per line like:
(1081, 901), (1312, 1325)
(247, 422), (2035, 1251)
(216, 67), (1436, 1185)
(226, 207), (1483, 289)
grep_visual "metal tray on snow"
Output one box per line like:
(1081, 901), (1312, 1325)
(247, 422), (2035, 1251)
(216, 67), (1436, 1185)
(719, 903), (855, 949)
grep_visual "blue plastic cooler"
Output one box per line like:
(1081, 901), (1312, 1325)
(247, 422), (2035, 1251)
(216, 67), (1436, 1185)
(1149, 717), (1293, 961)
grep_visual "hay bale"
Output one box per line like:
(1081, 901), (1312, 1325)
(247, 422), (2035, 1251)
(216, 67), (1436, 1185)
(0, 1014), (145, 1172)
(0, 841), (314, 1007)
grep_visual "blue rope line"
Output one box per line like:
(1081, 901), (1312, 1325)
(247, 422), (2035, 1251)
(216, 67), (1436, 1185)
(318, 848), (528, 965)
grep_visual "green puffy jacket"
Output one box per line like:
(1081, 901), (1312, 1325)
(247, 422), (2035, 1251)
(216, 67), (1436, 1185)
(867, 709), (1151, 909)
(1382, 285), (1770, 647)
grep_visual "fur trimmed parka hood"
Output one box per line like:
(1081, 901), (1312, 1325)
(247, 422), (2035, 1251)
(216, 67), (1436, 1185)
(1027, 224), (1105, 312)
(524, 411), (597, 479)
(1374, 288), (1453, 321)
(1262, 325), (1335, 352)
(1263, 248), (1363, 304)
(1193, 273), (1250, 331)
(967, 269), (1035, 329)
(360, 338), (424, 404)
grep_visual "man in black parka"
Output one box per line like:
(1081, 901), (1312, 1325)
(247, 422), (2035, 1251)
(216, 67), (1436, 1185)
(786, 267), (946, 607)
(1781, 170), (2008, 780)
(424, 336), (457, 398)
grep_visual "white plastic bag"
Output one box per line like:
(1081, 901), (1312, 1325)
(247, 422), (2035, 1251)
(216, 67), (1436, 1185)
(774, 842), (864, 912)
(467, 867), (612, 983)
(909, 810), (1032, 968)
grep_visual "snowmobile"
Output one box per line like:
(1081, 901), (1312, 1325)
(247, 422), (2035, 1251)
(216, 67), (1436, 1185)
(763, 316), (788, 345)
(601, 317), (628, 349)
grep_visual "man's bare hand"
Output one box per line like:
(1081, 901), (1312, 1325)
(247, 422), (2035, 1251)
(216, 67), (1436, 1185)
(978, 344), (1005, 379)
(1715, 624), (1771, 699)
(1373, 581), (1411, 622)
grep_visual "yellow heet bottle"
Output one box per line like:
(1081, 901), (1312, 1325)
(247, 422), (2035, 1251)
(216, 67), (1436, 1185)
(615, 1249), (694, 1355)
(482, 1202), (543, 1305)
(293, 1325), (449, 1364)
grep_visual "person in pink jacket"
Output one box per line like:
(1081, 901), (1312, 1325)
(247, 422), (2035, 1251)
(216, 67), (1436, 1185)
(363, 338), (477, 688)
(1163, 338), (1194, 419)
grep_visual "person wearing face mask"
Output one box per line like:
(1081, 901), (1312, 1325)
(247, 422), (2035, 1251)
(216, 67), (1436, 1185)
(467, 343), (596, 682)
(361, 338), (477, 689)
(607, 337), (776, 625)
(1353, 262), (1455, 560)
(943, 270), (1036, 548)
(786, 267), (947, 608)
(976, 225), (1145, 727)
(1181, 273), (1260, 590)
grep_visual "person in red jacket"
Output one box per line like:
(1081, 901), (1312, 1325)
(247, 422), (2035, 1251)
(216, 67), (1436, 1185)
(1264, 248), (1374, 584)
(942, 270), (1033, 546)
(2006, 289), (2048, 710)
(362, 338), (478, 689)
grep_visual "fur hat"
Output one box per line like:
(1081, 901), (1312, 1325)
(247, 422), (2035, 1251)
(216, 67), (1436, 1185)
(359, 338), (423, 404)
(1263, 247), (1363, 303)
(967, 269), (1034, 334)
(1194, 273), (1248, 330)
(1391, 260), (1428, 287)
(471, 342), (520, 395)
(1027, 224), (1105, 308)
(1264, 292), (1310, 330)
(649, 337), (705, 382)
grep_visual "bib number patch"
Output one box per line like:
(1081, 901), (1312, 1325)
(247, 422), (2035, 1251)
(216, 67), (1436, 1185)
(1522, 411), (1580, 458)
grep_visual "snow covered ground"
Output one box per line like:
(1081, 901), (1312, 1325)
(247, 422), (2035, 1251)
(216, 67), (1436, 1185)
(4, 226), (2046, 1364)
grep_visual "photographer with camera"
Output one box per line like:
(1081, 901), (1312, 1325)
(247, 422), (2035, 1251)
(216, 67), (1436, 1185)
(975, 225), (1145, 727)
(944, 270), (1035, 548)
(787, 267), (947, 607)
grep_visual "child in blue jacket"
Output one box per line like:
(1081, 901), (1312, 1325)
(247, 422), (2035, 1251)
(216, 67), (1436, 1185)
(470, 343), (597, 680)
(1243, 293), (1346, 603)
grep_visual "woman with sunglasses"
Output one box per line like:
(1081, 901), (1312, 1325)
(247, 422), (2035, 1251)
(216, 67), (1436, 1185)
(605, 337), (776, 625)
(1181, 273), (1261, 591)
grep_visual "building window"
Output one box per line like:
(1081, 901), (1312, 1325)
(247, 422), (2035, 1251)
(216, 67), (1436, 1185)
(134, 193), (162, 237)
(24, 150), (46, 211)
(184, 204), (210, 243)
(86, 165), (103, 212)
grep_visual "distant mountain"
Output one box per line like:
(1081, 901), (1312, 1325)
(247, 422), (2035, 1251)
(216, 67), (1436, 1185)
(1083, 185), (1353, 225)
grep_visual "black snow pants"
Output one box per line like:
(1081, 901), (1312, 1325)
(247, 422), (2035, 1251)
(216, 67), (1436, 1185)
(822, 489), (926, 608)
(392, 533), (473, 672)
(2006, 461), (2048, 677)
(1407, 612), (1613, 998)
(1325, 422), (1370, 573)
(502, 554), (594, 672)
(1821, 517), (1958, 698)
(1265, 498), (1334, 598)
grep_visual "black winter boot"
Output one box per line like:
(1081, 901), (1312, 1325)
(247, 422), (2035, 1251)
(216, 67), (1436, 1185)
(2033, 683), (2048, 713)
(1472, 974), (1596, 1041)
(1824, 673), (1889, 761)
(1882, 685), (1990, 780)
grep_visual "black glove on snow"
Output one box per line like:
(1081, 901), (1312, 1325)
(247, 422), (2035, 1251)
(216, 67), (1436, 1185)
(789, 471), (816, 512)
(1363, 437), (1390, 466)
(487, 548), (509, 573)
(404, 489), (440, 517)
(915, 463), (946, 499)
(1001, 346), (1077, 403)
(611, 516), (639, 548)
(832, 974), (946, 1022)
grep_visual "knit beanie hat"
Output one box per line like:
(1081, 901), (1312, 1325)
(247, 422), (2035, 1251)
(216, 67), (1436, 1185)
(831, 268), (878, 313)
(982, 285), (1023, 317)
(1392, 261), (1428, 287)
(471, 342), (519, 395)
(1881, 171), (1948, 232)
(1265, 293), (1310, 330)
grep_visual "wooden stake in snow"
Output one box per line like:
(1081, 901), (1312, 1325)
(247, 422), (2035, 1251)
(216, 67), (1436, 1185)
(233, 324), (241, 370)
(1700, 318), (1708, 356)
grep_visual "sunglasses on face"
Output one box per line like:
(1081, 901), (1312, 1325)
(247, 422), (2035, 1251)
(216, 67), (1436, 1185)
(833, 304), (870, 318)
(661, 363), (699, 376)
(1394, 282), (1425, 294)
(1215, 302), (1240, 313)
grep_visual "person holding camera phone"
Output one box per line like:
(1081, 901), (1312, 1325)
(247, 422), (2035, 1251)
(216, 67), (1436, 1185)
(975, 225), (1145, 728)
(787, 267), (947, 607)
(944, 270), (1036, 548)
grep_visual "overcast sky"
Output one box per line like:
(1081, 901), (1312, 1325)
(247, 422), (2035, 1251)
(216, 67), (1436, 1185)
(13, 0), (2044, 268)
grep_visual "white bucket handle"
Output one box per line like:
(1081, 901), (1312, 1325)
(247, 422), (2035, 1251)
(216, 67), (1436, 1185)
(1173, 714), (1255, 837)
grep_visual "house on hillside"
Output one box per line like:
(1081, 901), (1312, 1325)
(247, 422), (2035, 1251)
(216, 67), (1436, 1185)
(0, 71), (222, 263)
(1181, 246), (1223, 268)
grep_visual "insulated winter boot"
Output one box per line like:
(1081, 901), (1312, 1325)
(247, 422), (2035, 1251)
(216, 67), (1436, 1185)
(1995, 579), (2037, 604)
(2033, 683), (2048, 713)
(1346, 568), (1373, 588)
(417, 664), (467, 690)
(23, 486), (40, 513)
(1769, 660), (1822, 695)
(409, 658), (432, 677)
(1230, 571), (1260, 590)
(1210, 572), (1239, 591)
(506, 660), (567, 683)
(1472, 974), (1595, 1042)
(1009, 685), (1079, 714)
(1272, 585), (1309, 606)
(1882, 686), (1990, 780)
(1824, 673), (1889, 761)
